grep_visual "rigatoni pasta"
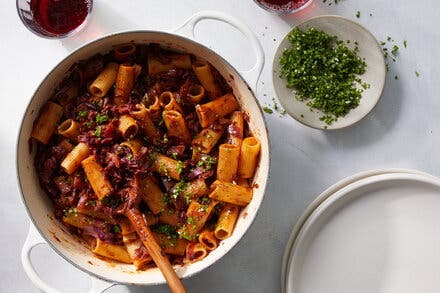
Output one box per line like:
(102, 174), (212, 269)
(32, 44), (261, 269)
(196, 93), (239, 128)
(31, 101), (63, 144)
(89, 62), (119, 97)
(192, 60), (221, 98)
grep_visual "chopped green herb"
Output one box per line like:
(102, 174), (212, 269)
(161, 193), (172, 206)
(111, 225), (121, 234)
(184, 193), (192, 205)
(177, 226), (194, 241)
(176, 160), (184, 174)
(153, 224), (178, 247)
(196, 156), (217, 170)
(94, 126), (102, 137)
(394, 75), (398, 80)
(65, 207), (78, 217)
(356, 11), (360, 18)
(391, 45), (399, 56)
(403, 40), (407, 48)
(279, 27), (368, 125)
(95, 114), (108, 124)
(127, 153), (133, 160)
(272, 98), (279, 110)
(77, 110), (88, 120)
(263, 106), (273, 114)
(415, 71), (420, 77)
(199, 197), (211, 205)
(158, 162), (169, 177)
(101, 195), (124, 208)
(187, 216), (196, 226)
(85, 200), (97, 207)
(171, 180), (188, 199)
(85, 122), (93, 129)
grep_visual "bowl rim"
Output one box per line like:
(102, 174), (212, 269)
(16, 29), (271, 285)
(272, 14), (387, 130)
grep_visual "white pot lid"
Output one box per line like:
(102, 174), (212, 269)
(283, 171), (440, 293)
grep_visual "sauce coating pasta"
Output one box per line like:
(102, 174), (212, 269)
(32, 44), (260, 268)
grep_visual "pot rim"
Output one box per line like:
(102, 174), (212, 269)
(16, 29), (271, 286)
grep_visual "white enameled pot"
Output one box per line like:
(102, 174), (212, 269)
(16, 11), (269, 293)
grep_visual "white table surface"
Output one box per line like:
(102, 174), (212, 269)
(2, 0), (439, 292)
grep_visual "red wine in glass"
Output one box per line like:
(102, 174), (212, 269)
(29, 0), (91, 36)
(255, 0), (312, 14)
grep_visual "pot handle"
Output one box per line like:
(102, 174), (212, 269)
(21, 222), (115, 293)
(175, 10), (265, 92)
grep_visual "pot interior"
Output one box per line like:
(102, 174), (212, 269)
(17, 31), (269, 285)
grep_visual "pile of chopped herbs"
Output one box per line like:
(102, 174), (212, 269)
(279, 27), (368, 125)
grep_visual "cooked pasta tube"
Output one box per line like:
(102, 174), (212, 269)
(123, 233), (152, 269)
(216, 144), (240, 182)
(143, 212), (159, 226)
(31, 101), (64, 144)
(58, 139), (74, 153)
(162, 110), (192, 144)
(152, 154), (185, 181)
(187, 84), (205, 104)
(81, 155), (113, 200)
(192, 60), (221, 98)
(61, 142), (91, 175)
(119, 217), (136, 235)
(195, 93), (239, 128)
(89, 62), (119, 97)
(209, 180), (252, 206)
(62, 212), (93, 229)
(185, 242), (208, 263)
(148, 53), (192, 75)
(214, 203), (240, 240)
(153, 232), (188, 256)
(198, 230), (218, 251)
(235, 177), (249, 187)
(114, 63), (136, 105)
(120, 139), (142, 155)
(92, 238), (132, 264)
(57, 119), (80, 142)
(146, 95), (161, 120)
(132, 103), (160, 143)
(139, 175), (166, 215)
(118, 115), (138, 139)
(228, 111), (244, 146)
(56, 84), (79, 106)
(238, 137), (261, 178)
(159, 208), (180, 226)
(177, 200), (217, 241)
(192, 127), (223, 154)
(159, 91), (183, 113)
(134, 64), (142, 79)
(191, 146), (202, 162)
(183, 178), (210, 199)
(113, 43), (136, 61)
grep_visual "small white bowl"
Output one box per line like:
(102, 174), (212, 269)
(273, 15), (386, 130)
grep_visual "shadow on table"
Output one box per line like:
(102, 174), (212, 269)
(60, 1), (135, 52)
(323, 70), (402, 148)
